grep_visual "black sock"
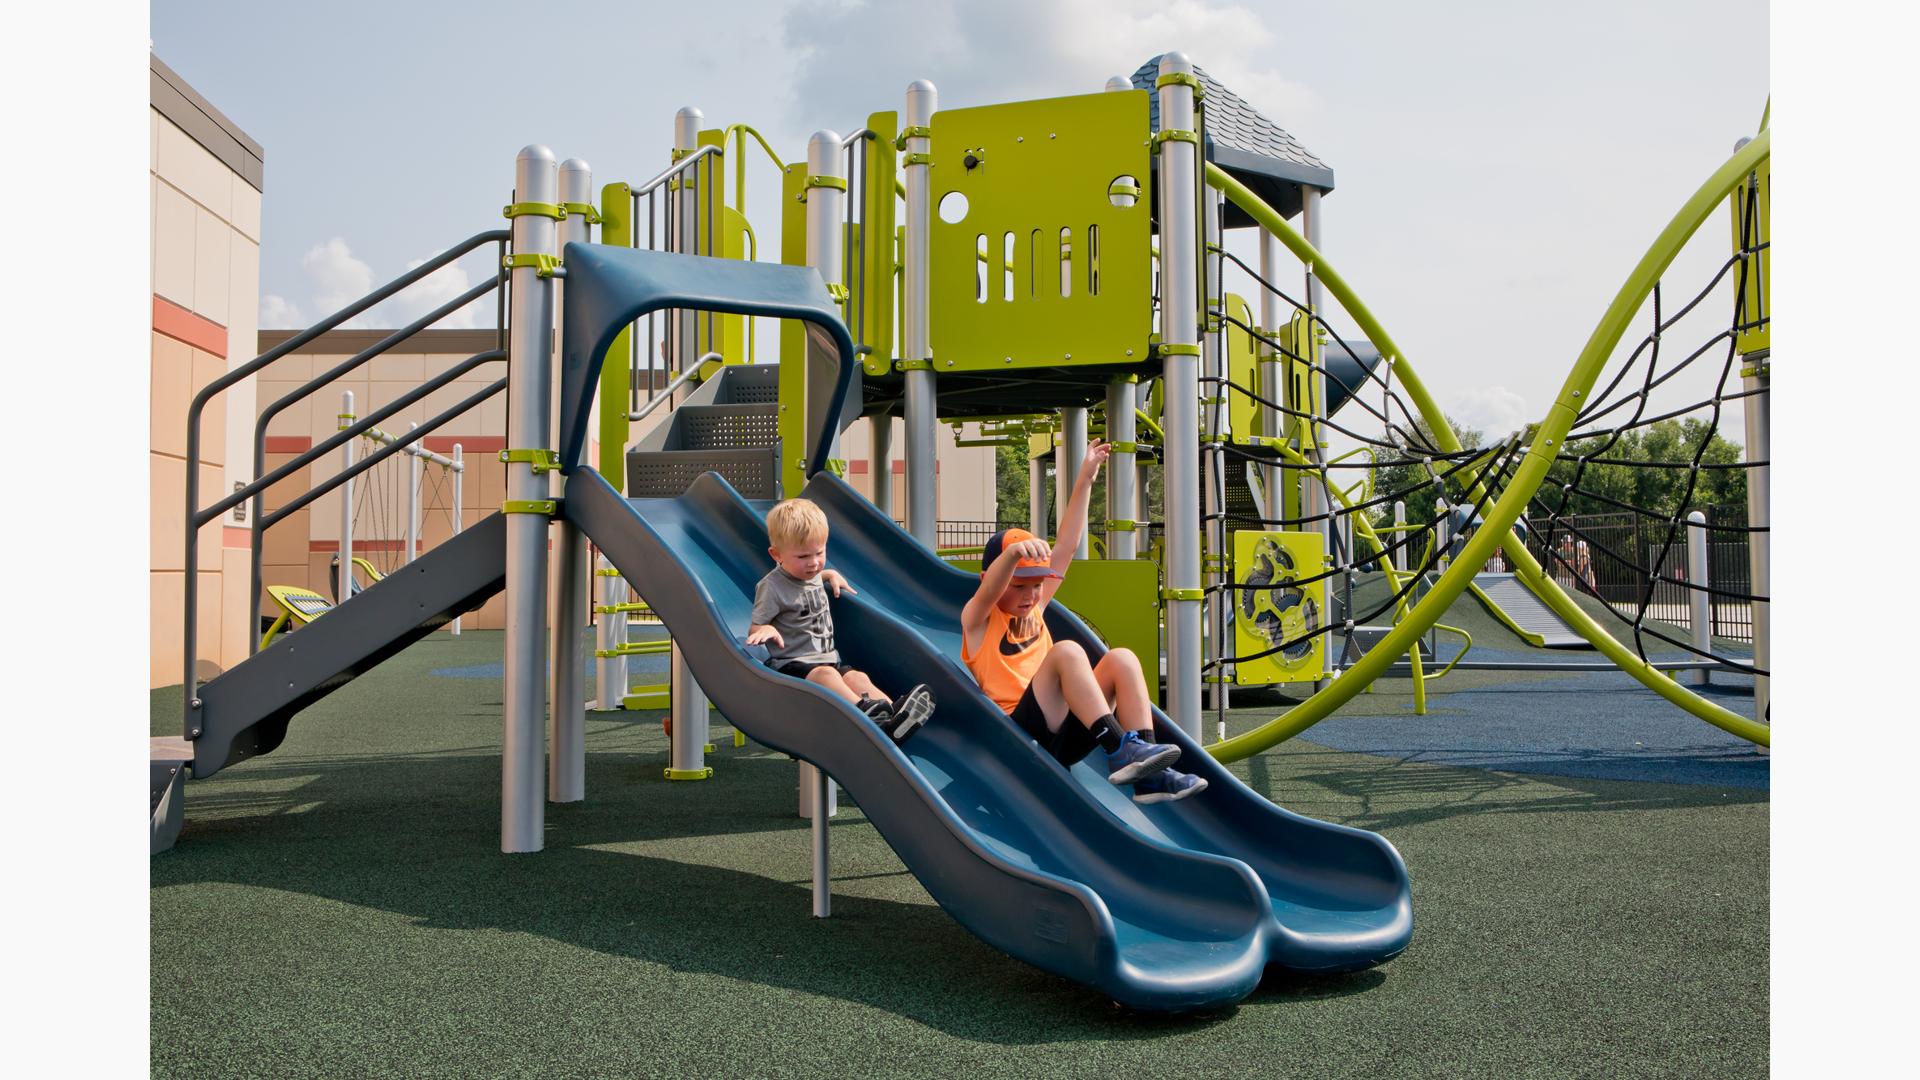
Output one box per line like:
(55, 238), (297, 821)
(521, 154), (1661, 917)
(1089, 713), (1125, 753)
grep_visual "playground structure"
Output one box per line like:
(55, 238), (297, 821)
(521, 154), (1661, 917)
(153, 54), (1769, 1011)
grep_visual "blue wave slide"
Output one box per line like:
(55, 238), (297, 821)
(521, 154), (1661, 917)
(566, 466), (1411, 1012)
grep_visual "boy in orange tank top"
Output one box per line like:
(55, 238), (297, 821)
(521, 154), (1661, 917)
(960, 441), (1206, 803)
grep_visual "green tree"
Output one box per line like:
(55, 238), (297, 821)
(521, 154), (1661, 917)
(1541, 417), (1746, 519)
(1364, 414), (1486, 531)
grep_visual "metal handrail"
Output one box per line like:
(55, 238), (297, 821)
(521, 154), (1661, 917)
(627, 353), (722, 423)
(244, 349), (507, 651)
(181, 227), (508, 726)
(632, 144), (722, 197)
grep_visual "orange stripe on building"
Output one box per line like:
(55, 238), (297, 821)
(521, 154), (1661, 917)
(422, 435), (506, 455)
(223, 526), (251, 548)
(152, 294), (228, 358)
(265, 436), (313, 454)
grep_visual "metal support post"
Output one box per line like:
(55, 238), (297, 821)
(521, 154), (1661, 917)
(450, 444), (464, 634)
(549, 157), (594, 805)
(1392, 500), (1406, 574)
(1203, 187), (1229, 715)
(811, 763), (831, 917)
(1107, 379), (1137, 559)
(903, 80), (939, 548)
(406, 421), (421, 565)
(501, 145), (558, 853)
(1030, 455), (1046, 535)
(667, 112), (712, 781)
(1743, 353), (1769, 732)
(338, 391), (355, 602)
(870, 415), (893, 516)
(1300, 188), (1330, 577)
(1686, 510), (1712, 687)
(1258, 230), (1285, 523)
(1062, 407), (1088, 555)
(1157, 53), (1204, 738)
(798, 759), (838, 818)
(807, 130), (847, 461)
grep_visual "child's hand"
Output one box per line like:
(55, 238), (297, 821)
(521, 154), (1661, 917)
(1086, 439), (1112, 470)
(1010, 537), (1052, 563)
(746, 625), (784, 648)
(820, 569), (857, 597)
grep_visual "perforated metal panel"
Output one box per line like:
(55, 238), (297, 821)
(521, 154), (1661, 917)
(718, 364), (780, 405)
(674, 404), (779, 451)
(626, 447), (783, 500)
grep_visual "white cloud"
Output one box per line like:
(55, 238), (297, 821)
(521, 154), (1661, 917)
(385, 256), (480, 330)
(258, 293), (302, 329)
(1446, 385), (1531, 441)
(299, 237), (376, 327)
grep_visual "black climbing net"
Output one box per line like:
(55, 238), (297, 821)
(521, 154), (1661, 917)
(1181, 167), (1768, 712)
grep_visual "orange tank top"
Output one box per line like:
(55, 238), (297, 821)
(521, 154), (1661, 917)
(963, 606), (1052, 714)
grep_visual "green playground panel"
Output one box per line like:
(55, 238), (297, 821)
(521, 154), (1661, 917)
(1730, 154), (1768, 355)
(859, 110), (899, 375)
(1232, 529), (1328, 686)
(929, 90), (1153, 372)
(947, 556), (1162, 707)
(1222, 292), (1260, 441)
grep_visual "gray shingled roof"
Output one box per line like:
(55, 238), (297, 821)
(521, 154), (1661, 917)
(1130, 55), (1332, 223)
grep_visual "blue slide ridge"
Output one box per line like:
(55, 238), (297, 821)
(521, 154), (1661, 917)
(568, 467), (1411, 1010)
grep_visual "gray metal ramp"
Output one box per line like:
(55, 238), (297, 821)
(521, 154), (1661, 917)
(1468, 572), (1590, 649)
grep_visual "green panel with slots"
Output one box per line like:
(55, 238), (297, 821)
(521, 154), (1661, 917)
(860, 111), (899, 374)
(779, 162), (810, 499)
(929, 91), (1152, 372)
(1729, 156), (1768, 355)
(1222, 292), (1259, 440)
(598, 180), (633, 484)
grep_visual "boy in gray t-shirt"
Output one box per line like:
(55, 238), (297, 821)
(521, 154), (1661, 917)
(747, 498), (934, 742)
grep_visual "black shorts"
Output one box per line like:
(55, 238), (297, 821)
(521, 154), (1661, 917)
(1008, 683), (1100, 766)
(773, 659), (854, 681)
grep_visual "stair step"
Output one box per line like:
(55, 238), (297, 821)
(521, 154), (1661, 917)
(626, 446), (783, 500)
(675, 404), (780, 451)
(713, 363), (780, 405)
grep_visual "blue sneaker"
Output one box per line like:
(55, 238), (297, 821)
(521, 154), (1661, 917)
(1106, 737), (1180, 784)
(1132, 768), (1207, 804)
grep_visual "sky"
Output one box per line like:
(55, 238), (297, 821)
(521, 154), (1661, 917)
(150, 0), (1769, 445)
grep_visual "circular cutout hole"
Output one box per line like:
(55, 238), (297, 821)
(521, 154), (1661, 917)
(1107, 175), (1140, 209)
(938, 191), (969, 224)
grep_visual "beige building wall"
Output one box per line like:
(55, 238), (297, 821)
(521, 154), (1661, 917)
(150, 55), (263, 688)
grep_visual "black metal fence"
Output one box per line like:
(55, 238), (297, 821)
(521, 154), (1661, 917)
(1526, 503), (1753, 643)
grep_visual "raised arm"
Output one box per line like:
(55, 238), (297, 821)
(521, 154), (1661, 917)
(1044, 440), (1110, 599)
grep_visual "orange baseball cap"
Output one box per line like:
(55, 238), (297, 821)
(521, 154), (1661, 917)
(981, 528), (1062, 579)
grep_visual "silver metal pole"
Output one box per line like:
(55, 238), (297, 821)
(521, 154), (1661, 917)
(1686, 510), (1712, 687)
(1392, 500), (1406, 574)
(1063, 406), (1088, 557)
(1258, 230), (1285, 524)
(1157, 53), (1203, 738)
(592, 556), (627, 710)
(807, 130), (846, 462)
(870, 415), (893, 517)
(502, 145), (558, 853)
(1300, 187), (1329, 562)
(450, 444), (463, 635)
(1107, 379), (1137, 559)
(1203, 187), (1229, 715)
(338, 391), (355, 602)
(549, 157), (594, 805)
(1743, 353), (1769, 726)
(811, 763), (831, 917)
(406, 422), (421, 565)
(903, 80), (939, 549)
(667, 111), (712, 783)
(1029, 454), (1046, 535)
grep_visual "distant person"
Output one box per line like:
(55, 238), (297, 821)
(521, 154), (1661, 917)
(1574, 539), (1597, 595)
(961, 441), (1206, 804)
(748, 498), (935, 742)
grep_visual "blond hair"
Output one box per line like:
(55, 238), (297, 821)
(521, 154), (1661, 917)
(766, 498), (829, 550)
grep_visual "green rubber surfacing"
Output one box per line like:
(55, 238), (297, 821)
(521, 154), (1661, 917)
(151, 630), (1766, 1078)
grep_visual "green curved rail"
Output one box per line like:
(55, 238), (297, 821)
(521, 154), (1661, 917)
(1201, 131), (1771, 759)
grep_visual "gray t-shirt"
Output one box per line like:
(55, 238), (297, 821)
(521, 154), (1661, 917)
(751, 567), (839, 666)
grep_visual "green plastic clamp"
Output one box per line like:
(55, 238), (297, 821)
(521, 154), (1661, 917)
(664, 767), (714, 782)
(1106, 441), (1140, 454)
(806, 175), (848, 191)
(502, 201), (565, 221)
(1162, 587), (1204, 601)
(894, 125), (931, 149)
(825, 459), (848, 478)
(826, 283), (851, 302)
(499, 447), (561, 473)
(502, 499), (556, 516)
(902, 152), (933, 167)
(593, 602), (650, 614)
(596, 567), (623, 577)
(1108, 178), (1142, 198)
(1151, 129), (1200, 148)
(1106, 519), (1139, 532)
(1155, 71), (1205, 99)
(502, 252), (562, 278)
(1740, 361), (1770, 379)
(1159, 342), (1201, 357)
(895, 358), (933, 371)
(560, 201), (601, 224)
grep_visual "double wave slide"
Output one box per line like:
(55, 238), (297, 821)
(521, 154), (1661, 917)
(568, 466), (1411, 1012)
